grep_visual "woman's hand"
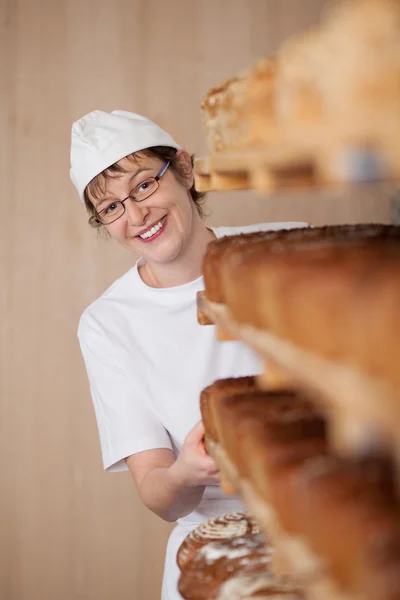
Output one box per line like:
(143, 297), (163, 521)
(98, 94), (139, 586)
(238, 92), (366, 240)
(170, 420), (220, 488)
(126, 421), (220, 521)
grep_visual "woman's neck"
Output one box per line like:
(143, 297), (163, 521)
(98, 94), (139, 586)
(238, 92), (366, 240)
(139, 222), (216, 289)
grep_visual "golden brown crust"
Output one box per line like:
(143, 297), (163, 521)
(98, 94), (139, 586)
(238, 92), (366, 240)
(212, 389), (328, 532)
(200, 78), (241, 112)
(290, 453), (400, 596)
(218, 225), (400, 388)
(200, 377), (256, 444)
(201, 75), (249, 154)
(200, 58), (279, 154)
(215, 389), (326, 462)
(242, 58), (279, 149)
(203, 227), (311, 304)
(178, 533), (273, 599)
(216, 571), (306, 600)
(177, 512), (261, 572)
(203, 224), (400, 306)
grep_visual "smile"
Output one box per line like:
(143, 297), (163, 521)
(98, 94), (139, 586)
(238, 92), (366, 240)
(138, 216), (167, 241)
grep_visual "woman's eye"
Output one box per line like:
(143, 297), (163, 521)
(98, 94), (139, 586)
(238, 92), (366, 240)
(105, 203), (118, 213)
(138, 181), (150, 193)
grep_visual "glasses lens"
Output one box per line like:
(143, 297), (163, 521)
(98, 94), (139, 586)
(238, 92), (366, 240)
(133, 177), (158, 201)
(99, 202), (124, 224)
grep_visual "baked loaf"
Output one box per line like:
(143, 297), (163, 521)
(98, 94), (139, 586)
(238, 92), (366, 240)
(220, 231), (400, 392)
(200, 59), (278, 155)
(291, 453), (400, 599)
(213, 390), (325, 473)
(202, 223), (400, 304)
(320, 0), (400, 181)
(203, 227), (307, 304)
(177, 512), (260, 571)
(200, 377), (256, 444)
(276, 27), (328, 152)
(213, 389), (328, 533)
(200, 76), (249, 154)
(201, 0), (400, 183)
(178, 533), (273, 599)
(242, 58), (279, 150)
(216, 572), (305, 600)
(275, 0), (400, 176)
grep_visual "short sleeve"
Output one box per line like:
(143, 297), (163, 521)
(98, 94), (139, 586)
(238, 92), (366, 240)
(78, 313), (173, 472)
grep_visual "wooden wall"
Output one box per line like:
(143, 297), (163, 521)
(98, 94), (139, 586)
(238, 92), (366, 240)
(0, 1), (392, 599)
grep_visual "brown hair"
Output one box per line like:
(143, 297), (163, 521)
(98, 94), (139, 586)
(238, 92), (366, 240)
(83, 146), (207, 229)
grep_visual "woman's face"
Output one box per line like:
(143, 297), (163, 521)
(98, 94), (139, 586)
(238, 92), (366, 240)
(92, 151), (196, 264)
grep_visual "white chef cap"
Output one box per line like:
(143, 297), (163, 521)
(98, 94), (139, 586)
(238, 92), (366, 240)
(70, 109), (182, 202)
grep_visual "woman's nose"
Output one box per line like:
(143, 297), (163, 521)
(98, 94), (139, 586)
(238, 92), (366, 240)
(125, 198), (150, 226)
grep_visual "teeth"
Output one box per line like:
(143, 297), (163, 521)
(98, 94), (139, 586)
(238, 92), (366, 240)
(139, 218), (165, 239)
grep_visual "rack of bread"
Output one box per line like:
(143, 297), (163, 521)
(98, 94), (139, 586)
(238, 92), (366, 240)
(195, 0), (400, 194)
(198, 223), (400, 457)
(190, 224), (400, 600)
(176, 1), (400, 599)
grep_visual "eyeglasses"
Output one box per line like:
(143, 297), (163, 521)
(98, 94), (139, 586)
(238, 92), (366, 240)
(95, 161), (171, 225)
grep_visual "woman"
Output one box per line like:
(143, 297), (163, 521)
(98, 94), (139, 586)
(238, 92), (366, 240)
(70, 109), (307, 599)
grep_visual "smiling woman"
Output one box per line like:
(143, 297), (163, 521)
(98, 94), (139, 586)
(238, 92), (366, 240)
(70, 109), (307, 599)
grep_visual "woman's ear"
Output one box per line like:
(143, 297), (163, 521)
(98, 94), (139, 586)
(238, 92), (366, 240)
(175, 149), (195, 189)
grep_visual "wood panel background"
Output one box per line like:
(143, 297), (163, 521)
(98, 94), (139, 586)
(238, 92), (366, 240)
(0, 1), (392, 599)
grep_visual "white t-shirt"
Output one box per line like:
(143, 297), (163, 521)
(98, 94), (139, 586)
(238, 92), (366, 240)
(78, 221), (308, 599)
(78, 222), (307, 474)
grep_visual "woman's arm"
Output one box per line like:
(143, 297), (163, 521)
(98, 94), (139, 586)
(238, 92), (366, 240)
(126, 421), (219, 522)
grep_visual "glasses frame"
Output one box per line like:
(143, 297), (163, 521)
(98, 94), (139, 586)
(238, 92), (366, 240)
(95, 160), (171, 225)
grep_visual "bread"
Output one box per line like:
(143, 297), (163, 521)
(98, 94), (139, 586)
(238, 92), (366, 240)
(201, 0), (400, 181)
(200, 377), (256, 444)
(213, 389), (328, 533)
(200, 59), (279, 155)
(242, 58), (279, 150)
(178, 533), (273, 599)
(202, 229), (298, 304)
(246, 431), (329, 538)
(276, 27), (329, 152)
(176, 512), (261, 572)
(320, 0), (400, 180)
(362, 518), (400, 600)
(201, 76), (249, 155)
(291, 453), (400, 594)
(220, 227), (400, 389)
(202, 224), (399, 305)
(216, 572), (306, 600)
(214, 389), (326, 473)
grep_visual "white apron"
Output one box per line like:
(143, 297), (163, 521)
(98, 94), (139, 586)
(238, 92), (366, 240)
(161, 492), (246, 600)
